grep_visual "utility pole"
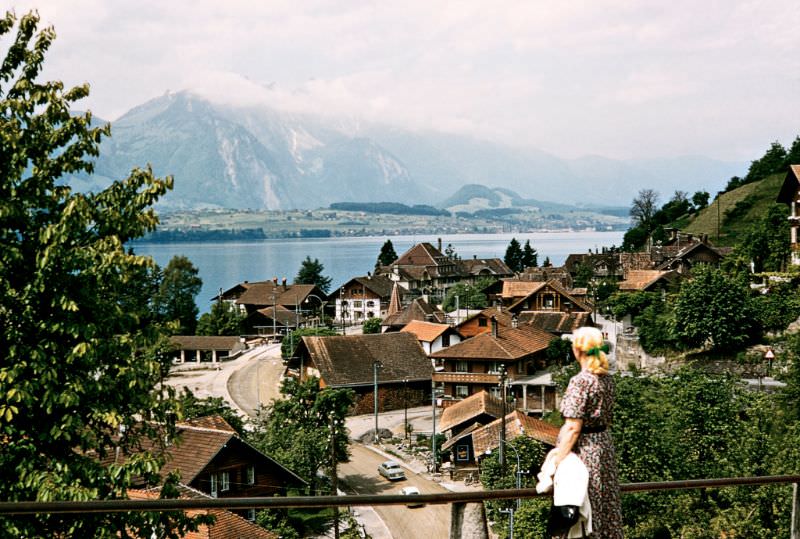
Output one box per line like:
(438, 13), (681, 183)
(403, 378), (409, 441)
(330, 415), (340, 539)
(499, 364), (507, 473)
(431, 379), (438, 473)
(373, 361), (382, 444)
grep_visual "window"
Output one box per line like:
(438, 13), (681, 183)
(455, 385), (469, 399)
(210, 474), (218, 497)
(441, 333), (450, 347)
(487, 362), (503, 374)
(489, 386), (501, 399)
(246, 509), (256, 521)
(246, 465), (255, 486)
(478, 318), (488, 327)
(353, 300), (363, 308)
(366, 300), (375, 307)
(456, 445), (471, 462)
(456, 361), (469, 373)
(220, 471), (230, 492)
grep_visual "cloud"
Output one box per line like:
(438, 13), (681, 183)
(5, 0), (799, 160)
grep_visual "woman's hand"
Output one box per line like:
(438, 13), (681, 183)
(553, 418), (583, 467)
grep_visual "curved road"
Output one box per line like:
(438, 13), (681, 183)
(339, 445), (451, 539)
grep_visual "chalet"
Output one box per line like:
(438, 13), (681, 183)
(471, 410), (560, 462)
(620, 230), (727, 276)
(456, 306), (514, 338)
(381, 297), (447, 332)
(563, 249), (623, 280)
(506, 279), (593, 316)
(289, 332), (434, 415)
(400, 320), (464, 366)
(113, 416), (306, 520)
(618, 269), (679, 292)
(169, 336), (247, 364)
(332, 274), (397, 325)
(430, 321), (554, 401)
(376, 239), (512, 303)
(216, 278), (327, 317)
(777, 164), (800, 266)
(244, 305), (306, 338)
(439, 390), (504, 437)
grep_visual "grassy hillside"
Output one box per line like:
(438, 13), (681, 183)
(682, 172), (786, 247)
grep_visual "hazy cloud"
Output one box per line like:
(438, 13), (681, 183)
(6, 0), (800, 161)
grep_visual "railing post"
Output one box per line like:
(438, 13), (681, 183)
(792, 483), (800, 539)
(450, 502), (489, 539)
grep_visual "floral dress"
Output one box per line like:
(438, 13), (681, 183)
(560, 369), (624, 539)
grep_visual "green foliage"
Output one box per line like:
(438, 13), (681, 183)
(752, 282), (800, 333)
(573, 261), (594, 288)
(248, 377), (355, 494)
(281, 327), (340, 359)
(691, 190), (710, 210)
(375, 239), (398, 267)
(604, 291), (661, 320)
(441, 282), (488, 311)
(0, 11), (201, 537)
(621, 224), (648, 252)
(504, 237), (523, 272)
(177, 388), (246, 435)
(544, 337), (572, 366)
(294, 256), (332, 293)
(522, 239), (537, 269)
(362, 317), (382, 334)
(196, 301), (245, 336)
(673, 265), (758, 351)
(738, 204), (790, 273)
(152, 255), (202, 334)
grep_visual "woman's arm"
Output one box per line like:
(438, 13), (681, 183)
(552, 417), (583, 466)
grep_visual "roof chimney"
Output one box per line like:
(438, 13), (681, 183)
(491, 316), (498, 338)
(438, 238), (442, 252)
(272, 277), (278, 286)
(511, 316), (518, 329)
(282, 277), (287, 290)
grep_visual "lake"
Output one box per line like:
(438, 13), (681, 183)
(135, 231), (625, 312)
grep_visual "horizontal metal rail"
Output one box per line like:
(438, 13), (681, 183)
(1, 475), (799, 515)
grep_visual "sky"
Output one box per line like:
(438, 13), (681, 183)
(5, 1), (799, 161)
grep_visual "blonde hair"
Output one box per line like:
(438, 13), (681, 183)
(572, 326), (609, 375)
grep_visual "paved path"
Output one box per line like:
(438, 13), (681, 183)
(227, 344), (286, 416)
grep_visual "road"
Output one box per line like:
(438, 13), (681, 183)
(339, 445), (451, 539)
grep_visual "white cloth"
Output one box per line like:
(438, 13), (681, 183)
(536, 449), (592, 538)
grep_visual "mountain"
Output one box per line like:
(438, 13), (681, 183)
(438, 184), (582, 213)
(66, 90), (747, 210)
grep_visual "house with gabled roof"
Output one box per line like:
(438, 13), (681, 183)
(216, 278), (327, 317)
(471, 410), (560, 460)
(777, 164), (800, 266)
(332, 274), (398, 325)
(169, 336), (247, 364)
(381, 297), (447, 332)
(506, 279), (592, 316)
(439, 390), (505, 437)
(516, 311), (594, 336)
(243, 305), (306, 338)
(618, 269), (679, 292)
(289, 332), (434, 415)
(455, 306), (515, 338)
(400, 320), (463, 361)
(109, 416), (306, 521)
(431, 321), (554, 401)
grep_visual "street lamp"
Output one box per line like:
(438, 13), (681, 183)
(486, 439), (523, 539)
(373, 360), (383, 444)
(304, 293), (327, 328)
(403, 378), (409, 441)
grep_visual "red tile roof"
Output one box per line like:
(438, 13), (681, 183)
(401, 320), (453, 342)
(618, 270), (673, 291)
(439, 390), (505, 433)
(431, 325), (553, 361)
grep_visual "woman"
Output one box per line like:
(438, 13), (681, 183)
(552, 326), (623, 539)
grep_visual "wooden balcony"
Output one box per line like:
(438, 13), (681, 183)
(432, 371), (501, 384)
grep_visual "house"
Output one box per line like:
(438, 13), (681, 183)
(439, 390), (505, 437)
(169, 336), (247, 364)
(563, 249), (623, 280)
(777, 164), (800, 266)
(456, 306), (514, 338)
(506, 279), (593, 316)
(516, 311), (594, 336)
(289, 332), (434, 415)
(381, 297), (447, 332)
(243, 305), (307, 338)
(620, 230), (726, 275)
(471, 410), (560, 461)
(376, 239), (513, 304)
(430, 321), (554, 401)
(217, 278), (327, 317)
(618, 269), (679, 292)
(508, 370), (558, 415)
(332, 274), (397, 325)
(112, 416), (306, 520)
(400, 320), (464, 366)
(128, 487), (278, 537)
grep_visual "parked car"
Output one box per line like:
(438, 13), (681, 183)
(400, 486), (425, 507)
(377, 460), (406, 481)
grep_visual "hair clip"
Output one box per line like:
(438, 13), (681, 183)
(586, 343), (610, 356)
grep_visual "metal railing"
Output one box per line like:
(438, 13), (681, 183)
(2, 475), (800, 538)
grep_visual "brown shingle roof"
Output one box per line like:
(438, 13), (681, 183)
(382, 298), (446, 327)
(618, 270), (673, 291)
(431, 325), (553, 360)
(400, 320), (453, 342)
(349, 274), (397, 298)
(235, 282), (319, 308)
(460, 258), (514, 276)
(299, 332), (433, 387)
(507, 279), (592, 312)
(250, 305), (306, 326)
(439, 391), (505, 433)
(472, 411), (560, 456)
(517, 312), (593, 334)
(393, 242), (444, 266)
(501, 280), (546, 299)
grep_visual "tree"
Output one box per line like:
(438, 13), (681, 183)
(196, 300), (245, 336)
(521, 240), (538, 269)
(739, 204), (790, 273)
(375, 239), (397, 268)
(673, 265), (757, 351)
(0, 11), (201, 537)
(294, 256), (332, 293)
(249, 377), (354, 493)
(691, 190), (710, 210)
(629, 189), (659, 231)
(504, 238), (523, 273)
(153, 255), (202, 334)
(441, 282), (488, 312)
(177, 388), (246, 435)
(362, 317), (382, 334)
(573, 261), (594, 288)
